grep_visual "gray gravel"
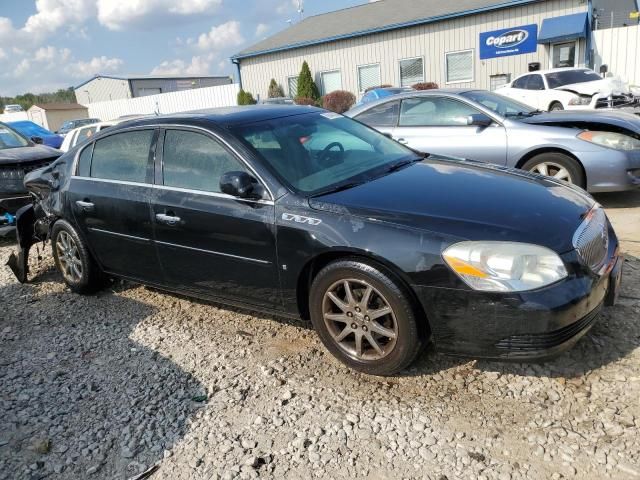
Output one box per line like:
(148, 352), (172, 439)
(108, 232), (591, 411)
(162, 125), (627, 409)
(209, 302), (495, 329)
(1, 235), (639, 480)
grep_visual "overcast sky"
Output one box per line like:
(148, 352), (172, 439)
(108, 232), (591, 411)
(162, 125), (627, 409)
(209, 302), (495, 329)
(0, 0), (365, 96)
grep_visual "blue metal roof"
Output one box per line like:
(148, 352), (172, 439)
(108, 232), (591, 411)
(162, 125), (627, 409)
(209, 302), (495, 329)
(537, 12), (589, 44)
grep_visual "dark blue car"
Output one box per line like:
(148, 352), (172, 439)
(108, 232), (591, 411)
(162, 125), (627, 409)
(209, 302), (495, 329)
(7, 121), (63, 149)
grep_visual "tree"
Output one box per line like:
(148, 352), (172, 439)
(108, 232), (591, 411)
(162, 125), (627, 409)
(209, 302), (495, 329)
(237, 89), (257, 105)
(267, 79), (285, 98)
(296, 61), (320, 101)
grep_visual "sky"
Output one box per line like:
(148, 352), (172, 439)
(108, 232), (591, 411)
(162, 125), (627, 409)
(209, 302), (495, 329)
(0, 0), (366, 97)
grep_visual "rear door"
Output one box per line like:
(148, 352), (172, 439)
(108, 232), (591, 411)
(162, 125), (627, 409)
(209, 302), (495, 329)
(68, 128), (162, 281)
(391, 96), (507, 165)
(151, 127), (280, 308)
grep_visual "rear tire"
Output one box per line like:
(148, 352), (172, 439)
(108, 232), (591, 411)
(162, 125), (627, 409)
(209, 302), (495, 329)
(51, 220), (105, 294)
(309, 259), (424, 376)
(549, 101), (564, 111)
(522, 152), (585, 188)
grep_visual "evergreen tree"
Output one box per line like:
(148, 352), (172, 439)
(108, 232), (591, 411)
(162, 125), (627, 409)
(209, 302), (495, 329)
(267, 79), (285, 98)
(296, 61), (320, 100)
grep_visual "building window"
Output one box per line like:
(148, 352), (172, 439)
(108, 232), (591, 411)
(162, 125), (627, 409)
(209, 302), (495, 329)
(320, 70), (342, 95)
(490, 74), (511, 91)
(399, 57), (424, 87)
(551, 41), (578, 68)
(138, 88), (162, 97)
(357, 63), (381, 93)
(445, 50), (474, 84)
(287, 76), (298, 97)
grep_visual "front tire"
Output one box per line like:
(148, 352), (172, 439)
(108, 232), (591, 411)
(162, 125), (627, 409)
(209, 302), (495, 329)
(549, 101), (564, 111)
(51, 220), (105, 294)
(522, 152), (585, 188)
(309, 259), (424, 376)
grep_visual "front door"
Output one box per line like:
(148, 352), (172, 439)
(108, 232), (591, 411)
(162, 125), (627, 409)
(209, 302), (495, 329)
(151, 128), (280, 308)
(68, 128), (162, 281)
(392, 96), (508, 165)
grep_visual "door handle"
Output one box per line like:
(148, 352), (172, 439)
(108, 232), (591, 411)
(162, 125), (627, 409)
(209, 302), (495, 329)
(395, 138), (408, 144)
(155, 213), (181, 226)
(75, 200), (94, 212)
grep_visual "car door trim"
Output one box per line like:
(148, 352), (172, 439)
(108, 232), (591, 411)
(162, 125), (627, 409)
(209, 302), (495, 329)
(88, 227), (151, 243)
(152, 184), (275, 206)
(155, 240), (271, 265)
(71, 176), (152, 188)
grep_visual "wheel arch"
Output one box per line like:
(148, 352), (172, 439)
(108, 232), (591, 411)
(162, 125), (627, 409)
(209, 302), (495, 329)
(295, 249), (431, 339)
(515, 147), (587, 185)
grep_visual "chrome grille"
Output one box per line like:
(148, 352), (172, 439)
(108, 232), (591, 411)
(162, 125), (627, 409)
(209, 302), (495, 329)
(573, 207), (608, 273)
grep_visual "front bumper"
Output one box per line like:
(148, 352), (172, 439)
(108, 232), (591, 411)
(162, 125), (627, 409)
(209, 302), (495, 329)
(413, 239), (621, 360)
(578, 148), (640, 192)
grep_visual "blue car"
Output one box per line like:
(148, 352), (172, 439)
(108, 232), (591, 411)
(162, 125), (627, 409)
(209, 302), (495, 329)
(7, 121), (63, 149)
(358, 87), (413, 106)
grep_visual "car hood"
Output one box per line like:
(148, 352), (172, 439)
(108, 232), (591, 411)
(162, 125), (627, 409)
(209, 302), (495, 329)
(309, 158), (595, 253)
(555, 77), (629, 96)
(519, 109), (640, 133)
(0, 144), (61, 165)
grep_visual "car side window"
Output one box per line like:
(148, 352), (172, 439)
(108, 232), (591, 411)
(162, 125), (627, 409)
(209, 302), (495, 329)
(91, 130), (154, 183)
(399, 97), (479, 127)
(526, 75), (545, 90)
(512, 75), (530, 89)
(76, 126), (98, 146)
(162, 129), (248, 193)
(355, 101), (400, 127)
(76, 143), (93, 177)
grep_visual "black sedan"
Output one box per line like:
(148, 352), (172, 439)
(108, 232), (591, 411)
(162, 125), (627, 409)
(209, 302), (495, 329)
(0, 122), (60, 233)
(10, 106), (622, 375)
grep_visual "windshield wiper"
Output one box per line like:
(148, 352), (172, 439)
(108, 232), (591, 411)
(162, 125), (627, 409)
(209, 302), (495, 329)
(384, 156), (424, 173)
(311, 180), (366, 197)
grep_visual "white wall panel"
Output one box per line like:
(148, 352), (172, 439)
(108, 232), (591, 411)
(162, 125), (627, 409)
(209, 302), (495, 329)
(594, 25), (640, 85)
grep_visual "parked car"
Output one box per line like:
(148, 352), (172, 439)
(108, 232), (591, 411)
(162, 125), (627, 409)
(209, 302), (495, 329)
(346, 89), (640, 192)
(7, 120), (64, 149)
(359, 87), (414, 105)
(2, 104), (24, 114)
(497, 68), (637, 111)
(57, 118), (100, 136)
(60, 121), (116, 152)
(9, 106), (622, 375)
(259, 97), (295, 105)
(0, 122), (60, 223)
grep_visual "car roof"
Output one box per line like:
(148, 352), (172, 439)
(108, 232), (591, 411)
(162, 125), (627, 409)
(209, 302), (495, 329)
(517, 67), (594, 76)
(119, 105), (324, 128)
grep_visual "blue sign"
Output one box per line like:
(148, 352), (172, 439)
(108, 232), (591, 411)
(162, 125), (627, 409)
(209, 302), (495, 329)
(479, 24), (538, 59)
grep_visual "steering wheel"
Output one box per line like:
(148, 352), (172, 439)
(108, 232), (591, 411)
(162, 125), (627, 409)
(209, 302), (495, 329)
(317, 141), (344, 164)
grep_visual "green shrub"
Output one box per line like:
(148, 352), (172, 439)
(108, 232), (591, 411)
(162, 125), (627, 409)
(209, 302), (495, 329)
(267, 79), (285, 98)
(322, 90), (356, 113)
(296, 61), (320, 101)
(237, 89), (257, 105)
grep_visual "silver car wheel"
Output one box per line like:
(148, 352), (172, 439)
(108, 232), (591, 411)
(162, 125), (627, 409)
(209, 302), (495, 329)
(322, 278), (398, 361)
(529, 162), (573, 183)
(56, 231), (83, 283)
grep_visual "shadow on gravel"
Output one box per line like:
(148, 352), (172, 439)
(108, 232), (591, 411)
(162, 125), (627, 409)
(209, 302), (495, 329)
(594, 189), (640, 209)
(0, 279), (205, 479)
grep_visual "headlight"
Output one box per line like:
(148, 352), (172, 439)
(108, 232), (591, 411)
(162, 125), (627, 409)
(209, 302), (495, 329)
(442, 241), (568, 292)
(578, 131), (640, 151)
(568, 95), (592, 106)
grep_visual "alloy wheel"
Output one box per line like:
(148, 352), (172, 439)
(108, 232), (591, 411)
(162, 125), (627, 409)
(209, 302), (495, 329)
(529, 162), (573, 183)
(322, 278), (398, 361)
(55, 231), (83, 283)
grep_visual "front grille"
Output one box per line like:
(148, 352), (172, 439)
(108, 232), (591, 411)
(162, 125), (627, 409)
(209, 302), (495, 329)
(595, 94), (637, 109)
(496, 304), (601, 351)
(573, 206), (608, 273)
(0, 161), (52, 194)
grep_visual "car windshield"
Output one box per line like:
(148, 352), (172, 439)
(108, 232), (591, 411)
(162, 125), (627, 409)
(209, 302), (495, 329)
(232, 112), (419, 195)
(461, 90), (537, 117)
(0, 123), (30, 149)
(545, 70), (602, 89)
(9, 121), (51, 137)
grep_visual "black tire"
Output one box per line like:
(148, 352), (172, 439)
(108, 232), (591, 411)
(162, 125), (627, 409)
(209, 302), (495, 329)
(521, 152), (585, 188)
(549, 101), (564, 111)
(309, 259), (424, 376)
(51, 220), (105, 294)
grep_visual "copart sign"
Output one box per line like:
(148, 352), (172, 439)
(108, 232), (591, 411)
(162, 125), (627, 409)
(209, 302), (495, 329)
(479, 24), (538, 59)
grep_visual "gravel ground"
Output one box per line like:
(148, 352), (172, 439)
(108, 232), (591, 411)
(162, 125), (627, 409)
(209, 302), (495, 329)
(1, 193), (639, 480)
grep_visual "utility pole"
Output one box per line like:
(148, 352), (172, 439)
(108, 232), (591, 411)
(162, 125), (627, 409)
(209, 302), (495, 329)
(297, 0), (304, 20)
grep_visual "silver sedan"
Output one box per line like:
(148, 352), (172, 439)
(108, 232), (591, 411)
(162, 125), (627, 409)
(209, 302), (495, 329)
(345, 89), (640, 192)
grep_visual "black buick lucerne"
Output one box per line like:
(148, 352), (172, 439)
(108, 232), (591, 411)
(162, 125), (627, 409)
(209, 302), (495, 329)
(10, 106), (622, 375)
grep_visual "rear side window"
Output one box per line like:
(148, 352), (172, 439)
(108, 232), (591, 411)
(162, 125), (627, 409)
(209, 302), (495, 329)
(355, 101), (400, 127)
(399, 97), (479, 126)
(76, 144), (93, 177)
(512, 75), (530, 89)
(91, 130), (154, 183)
(162, 129), (247, 193)
(527, 75), (545, 90)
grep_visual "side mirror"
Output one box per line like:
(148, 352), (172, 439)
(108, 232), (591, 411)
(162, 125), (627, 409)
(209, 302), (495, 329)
(467, 114), (493, 127)
(31, 136), (44, 144)
(219, 171), (264, 199)
(381, 132), (393, 139)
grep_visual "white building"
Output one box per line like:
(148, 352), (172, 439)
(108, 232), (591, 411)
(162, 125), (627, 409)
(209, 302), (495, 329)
(232, 0), (608, 99)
